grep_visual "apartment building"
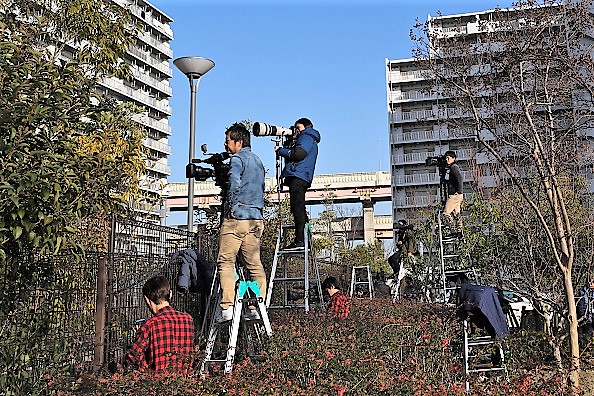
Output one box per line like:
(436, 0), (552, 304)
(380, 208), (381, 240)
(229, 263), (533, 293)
(385, 53), (476, 223)
(387, 4), (594, 236)
(97, 0), (174, 223)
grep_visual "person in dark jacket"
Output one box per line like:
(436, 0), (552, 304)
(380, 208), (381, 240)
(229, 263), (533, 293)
(443, 150), (464, 239)
(274, 117), (321, 251)
(577, 279), (594, 336)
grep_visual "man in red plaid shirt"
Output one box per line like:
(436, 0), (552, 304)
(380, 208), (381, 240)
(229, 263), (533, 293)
(125, 275), (195, 372)
(322, 276), (350, 318)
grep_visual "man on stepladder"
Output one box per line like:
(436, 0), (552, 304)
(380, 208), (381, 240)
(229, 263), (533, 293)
(274, 117), (321, 251)
(216, 123), (267, 323)
(442, 150), (464, 239)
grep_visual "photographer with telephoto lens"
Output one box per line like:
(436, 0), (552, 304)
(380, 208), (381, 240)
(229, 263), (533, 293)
(443, 150), (464, 239)
(274, 118), (321, 251)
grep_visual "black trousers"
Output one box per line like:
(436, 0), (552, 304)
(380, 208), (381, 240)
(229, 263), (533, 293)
(286, 177), (309, 242)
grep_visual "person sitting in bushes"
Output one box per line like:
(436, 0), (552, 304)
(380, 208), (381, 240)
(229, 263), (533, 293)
(125, 275), (195, 372)
(322, 276), (350, 318)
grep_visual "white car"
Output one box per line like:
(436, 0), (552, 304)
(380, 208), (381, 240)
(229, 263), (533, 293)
(501, 289), (534, 328)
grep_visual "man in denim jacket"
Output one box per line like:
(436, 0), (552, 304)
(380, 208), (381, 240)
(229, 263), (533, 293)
(215, 123), (266, 323)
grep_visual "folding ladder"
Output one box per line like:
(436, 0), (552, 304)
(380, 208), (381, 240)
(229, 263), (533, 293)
(200, 269), (272, 375)
(392, 256), (413, 302)
(431, 208), (478, 303)
(462, 318), (508, 391)
(266, 223), (322, 311)
(349, 265), (373, 298)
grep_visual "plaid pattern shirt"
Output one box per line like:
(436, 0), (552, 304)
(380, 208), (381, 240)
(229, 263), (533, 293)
(328, 290), (350, 318)
(125, 305), (195, 372)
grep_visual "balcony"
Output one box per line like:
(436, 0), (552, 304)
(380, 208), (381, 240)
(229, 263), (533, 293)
(393, 170), (474, 186)
(128, 46), (173, 77)
(100, 77), (172, 116)
(389, 90), (435, 103)
(146, 161), (171, 176)
(392, 130), (449, 143)
(137, 31), (174, 58)
(131, 68), (173, 97)
(390, 109), (436, 123)
(144, 138), (172, 155)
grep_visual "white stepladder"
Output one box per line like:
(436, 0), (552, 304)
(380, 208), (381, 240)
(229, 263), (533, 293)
(266, 223), (323, 312)
(462, 318), (508, 391)
(349, 265), (373, 298)
(200, 273), (272, 375)
(430, 208), (478, 303)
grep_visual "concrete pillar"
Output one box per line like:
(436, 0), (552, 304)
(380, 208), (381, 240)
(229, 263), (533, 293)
(362, 200), (375, 245)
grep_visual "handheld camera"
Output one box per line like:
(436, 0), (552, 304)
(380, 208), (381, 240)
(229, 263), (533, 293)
(186, 144), (231, 191)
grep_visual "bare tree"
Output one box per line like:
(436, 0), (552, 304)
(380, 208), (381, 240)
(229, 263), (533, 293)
(412, 0), (594, 389)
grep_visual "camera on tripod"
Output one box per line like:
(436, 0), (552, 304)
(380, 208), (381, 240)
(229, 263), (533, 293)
(252, 122), (294, 137)
(425, 154), (447, 168)
(186, 144), (231, 191)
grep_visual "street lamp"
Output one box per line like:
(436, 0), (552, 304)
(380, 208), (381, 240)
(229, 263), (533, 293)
(173, 56), (215, 232)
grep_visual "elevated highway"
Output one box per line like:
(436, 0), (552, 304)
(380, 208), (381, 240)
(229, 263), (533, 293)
(166, 171), (393, 242)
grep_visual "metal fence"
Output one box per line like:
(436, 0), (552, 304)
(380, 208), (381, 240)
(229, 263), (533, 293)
(2, 218), (219, 380)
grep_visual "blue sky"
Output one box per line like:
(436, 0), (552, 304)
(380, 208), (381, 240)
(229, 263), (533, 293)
(150, 0), (512, 225)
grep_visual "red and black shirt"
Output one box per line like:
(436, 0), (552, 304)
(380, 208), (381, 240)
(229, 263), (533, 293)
(125, 305), (195, 372)
(328, 290), (350, 318)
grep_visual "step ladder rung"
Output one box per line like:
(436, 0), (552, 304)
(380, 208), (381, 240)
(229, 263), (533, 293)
(272, 277), (307, 282)
(468, 367), (505, 373)
(266, 223), (322, 312)
(278, 249), (307, 255)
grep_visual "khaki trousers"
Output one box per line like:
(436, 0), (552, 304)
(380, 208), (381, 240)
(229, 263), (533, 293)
(443, 193), (463, 233)
(217, 218), (266, 309)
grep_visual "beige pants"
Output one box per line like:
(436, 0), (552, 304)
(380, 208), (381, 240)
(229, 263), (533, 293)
(443, 193), (463, 233)
(217, 218), (266, 309)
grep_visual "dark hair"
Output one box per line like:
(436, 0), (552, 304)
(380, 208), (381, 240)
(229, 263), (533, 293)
(143, 275), (171, 304)
(226, 123), (251, 147)
(321, 276), (340, 291)
(444, 150), (456, 159)
(398, 219), (407, 225)
(294, 117), (313, 129)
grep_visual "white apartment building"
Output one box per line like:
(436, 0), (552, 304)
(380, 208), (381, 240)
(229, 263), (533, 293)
(98, 0), (174, 223)
(386, 5), (594, 233)
(385, 53), (476, 223)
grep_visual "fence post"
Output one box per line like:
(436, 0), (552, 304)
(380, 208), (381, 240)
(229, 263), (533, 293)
(93, 255), (107, 370)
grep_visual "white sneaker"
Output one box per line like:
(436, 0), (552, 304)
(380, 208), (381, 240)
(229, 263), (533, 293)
(243, 309), (260, 321)
(215, 306), (234, 323)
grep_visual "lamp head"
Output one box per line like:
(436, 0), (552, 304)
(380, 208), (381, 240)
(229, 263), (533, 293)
(173, 56), (215, 79)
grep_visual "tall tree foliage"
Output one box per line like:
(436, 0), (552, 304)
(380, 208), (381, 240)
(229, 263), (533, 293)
(0, 0), (145, 393)
(0, 0), (145, 259)
(412, 0), (594, 389)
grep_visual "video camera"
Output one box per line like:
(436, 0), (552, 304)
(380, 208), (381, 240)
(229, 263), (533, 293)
(252, 122), (294, 137)
(186, 144), (230, 191)
(425, 155), (447, 168)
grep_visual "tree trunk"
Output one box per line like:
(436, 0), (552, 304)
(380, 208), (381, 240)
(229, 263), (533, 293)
(564, 271), (580, 391)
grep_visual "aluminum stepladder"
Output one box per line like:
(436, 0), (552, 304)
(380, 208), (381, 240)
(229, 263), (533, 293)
(392, 256), (414, 302)
(430, 207), (478, 303)
(349, 265), (373, 299)
(200, 265), (272, 375)
(462, 318), (508, 391)
(266, 223), (323, 311)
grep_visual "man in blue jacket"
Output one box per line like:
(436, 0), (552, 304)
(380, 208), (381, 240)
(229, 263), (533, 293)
(216, 123), (267, 323)
(275, 118), (321, 250)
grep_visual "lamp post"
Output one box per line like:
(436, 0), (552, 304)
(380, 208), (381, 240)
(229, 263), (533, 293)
(173, 56), (215, 232)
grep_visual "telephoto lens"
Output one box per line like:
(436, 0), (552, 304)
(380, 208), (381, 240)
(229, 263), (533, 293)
(252, 122), (293, 137)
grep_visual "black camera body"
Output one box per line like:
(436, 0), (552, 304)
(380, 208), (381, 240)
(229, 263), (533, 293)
(425, 155), (447, 168)
(186, 151), (231, 192)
